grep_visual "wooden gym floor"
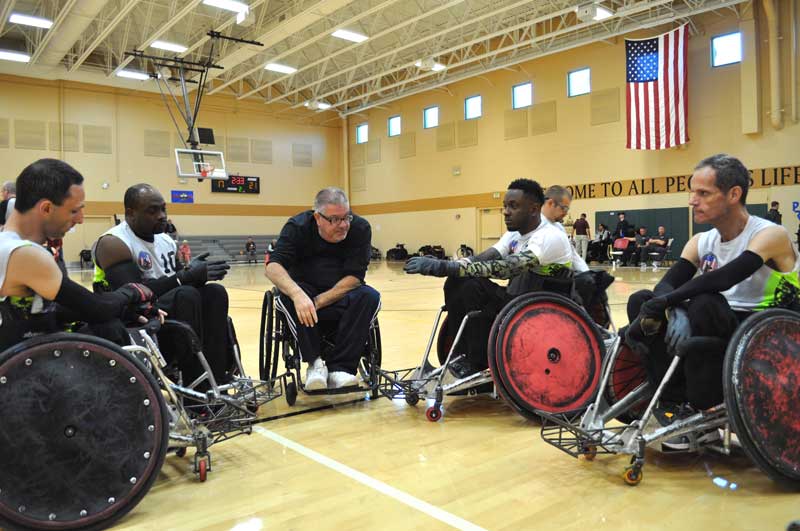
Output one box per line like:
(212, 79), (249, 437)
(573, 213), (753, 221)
(68, 262), (799, 531)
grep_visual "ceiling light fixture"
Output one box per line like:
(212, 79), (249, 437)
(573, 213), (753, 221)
(331, 29), (368, 43)
(0, 50), (31, 63)
(265, 63), (297, 74)
(202, 0), (249, 14)
(116, 69), (151, 81)
(9, 13), (53, 29)
(415, 59), (446, 72)
(304, 100), (332, 110)
(594, 6), (613, 20)
(151, 40), (188, 53)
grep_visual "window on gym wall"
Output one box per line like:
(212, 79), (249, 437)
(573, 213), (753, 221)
(568, 67), (591, 97)
(388, 115), (401, 137)
(464, 95), (482, 119)
(424, 106), (439, 128)
(512, 82), (532, 109)
(712, 31), (742, 67)
(356, 123), (368, 144)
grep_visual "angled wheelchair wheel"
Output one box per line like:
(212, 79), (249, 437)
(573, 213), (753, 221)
(259, 290), (277, 382)
(0, 333), (169, 531)
(489, 292), (605, 418)
(724, 309), (800, 488)
(365, 321), (383, 398)
(604, 341), (648, 424)
(436, 316), (454, 366)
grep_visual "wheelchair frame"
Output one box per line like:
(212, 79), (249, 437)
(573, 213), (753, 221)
(259, 288), (382, 406)
(536, 309), (800, 487)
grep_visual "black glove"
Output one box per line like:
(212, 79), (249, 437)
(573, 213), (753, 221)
(115, 282), (158, 323)
(403, 256), (460, 277)
(639, 295), (668, 320)
(665, 307), (691, 354)
(177, 251), (230, 286)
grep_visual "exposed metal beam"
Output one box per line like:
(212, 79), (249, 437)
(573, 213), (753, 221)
(236, 0), (465, 100)
(341, 0), (748, 114)
(208, 0), (400, 95)
(110, 0), (205, 76)
(0, 0), (17, 36)
(69, 0), (142, 72)
(181, 0), (269, 57)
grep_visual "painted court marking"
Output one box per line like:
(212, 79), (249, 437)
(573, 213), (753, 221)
(253, 426), (488, 531)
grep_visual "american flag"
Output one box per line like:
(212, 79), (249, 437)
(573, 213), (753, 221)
(625, 24), (688, 150)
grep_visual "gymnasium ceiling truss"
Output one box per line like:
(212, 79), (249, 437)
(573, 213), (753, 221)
(1, 0), (751, 118)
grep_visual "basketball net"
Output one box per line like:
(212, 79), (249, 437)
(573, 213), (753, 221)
(198, 162), (215, 178)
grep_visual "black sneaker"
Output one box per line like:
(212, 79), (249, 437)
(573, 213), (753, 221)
(448, 358), (481, 379)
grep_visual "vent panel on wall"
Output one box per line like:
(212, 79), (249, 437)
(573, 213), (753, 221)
(144, 129), (171, 157)
(82, 125), (112, 154)
(351, 166), (366, 192)
(504, 109), (528, 140)
(399, 132), (415, 158)
(350, 143), (365, 167)
(366, 138), (381, 164)
(0, 118), (8, 148)
(251, 139), (273, 164)
(436, 122), (455, 151)
(530, 101), (557, 136)
(590, 87), (620, 125)
(15, 119), (47, 150)
(292, 143), (312, 167)
(457, 120), (478, 147)
(227, 136), (250, 162)
(48, 122), (79, 152)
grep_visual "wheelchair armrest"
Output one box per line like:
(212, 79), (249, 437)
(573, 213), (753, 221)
(126, 318), (162, 337)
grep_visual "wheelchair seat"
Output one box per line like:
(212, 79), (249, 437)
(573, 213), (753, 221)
(259, 288), (382, 405)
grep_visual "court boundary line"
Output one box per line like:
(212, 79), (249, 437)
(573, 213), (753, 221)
(253, 426), (488, 531)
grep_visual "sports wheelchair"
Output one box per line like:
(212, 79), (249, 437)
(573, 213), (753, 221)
(536, 308), (800, 488)
(377, 270), (616, 422)
(0, 318), (280, 531)
(259, 288), (382, 405)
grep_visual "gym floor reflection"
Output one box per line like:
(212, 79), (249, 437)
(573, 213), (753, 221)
(70, 262), (800, 531)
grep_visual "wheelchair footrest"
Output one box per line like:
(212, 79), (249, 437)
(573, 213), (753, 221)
(376, 366), (435, 400)
(537, 410), (630, 459)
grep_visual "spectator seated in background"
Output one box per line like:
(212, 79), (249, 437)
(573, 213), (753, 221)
(639, 225), (670, 265)
(626, 226), (649, 267)
(766, 201), (782, 225)
(178, 239), (191, 269)
(587, 223), (612, 263)
(245, 237), (257, 264)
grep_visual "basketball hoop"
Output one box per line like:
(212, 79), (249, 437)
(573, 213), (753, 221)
(198, 162), (215, 178)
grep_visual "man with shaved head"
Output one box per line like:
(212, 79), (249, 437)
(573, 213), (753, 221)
(93, 183), (232, 383)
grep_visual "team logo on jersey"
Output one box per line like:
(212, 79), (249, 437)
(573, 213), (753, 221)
(509, 240), (520, 254)
(700, 252), (718, 273)
(137, 251), (153, 270)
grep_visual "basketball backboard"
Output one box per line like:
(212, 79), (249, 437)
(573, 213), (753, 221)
(175, 148), (227, 180)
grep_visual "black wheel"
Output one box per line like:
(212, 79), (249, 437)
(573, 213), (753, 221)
(724, 309), (800, 488)
(405, 392), (420, 406)
(259, 290), (276, 382)
(175, 447), (187, 458)
(0, 334), (169, 531)
(365, 322), (382, 398)
(436, 316), (454, 367)
(285, 380), (298, 406)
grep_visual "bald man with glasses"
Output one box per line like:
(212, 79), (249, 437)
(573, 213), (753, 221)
(265, 187), (380, 390)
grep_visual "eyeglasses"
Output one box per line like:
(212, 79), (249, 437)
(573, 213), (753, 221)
(318, 212), (354, 225)
(556, 203), (570, 213)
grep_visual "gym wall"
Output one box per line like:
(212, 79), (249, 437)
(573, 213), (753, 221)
(0, 75), (343, 262)
(347, 7), (800, 256)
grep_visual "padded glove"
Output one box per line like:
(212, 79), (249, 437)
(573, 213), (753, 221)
(665, 307), (691, 354)
(403, 256), (460, 277)
(639, 295), (668, 320)
(116, 282), (158, 322)
(177, 251), (230, 286)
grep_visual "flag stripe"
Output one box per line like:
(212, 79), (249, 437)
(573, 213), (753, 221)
(626, 24), (688, 150)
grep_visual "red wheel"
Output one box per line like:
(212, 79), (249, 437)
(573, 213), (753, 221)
(198, 459), (208, 482)
(623, 467), (642, 486)
(426, 406), (442, 422)
(604, 342), (648, 423)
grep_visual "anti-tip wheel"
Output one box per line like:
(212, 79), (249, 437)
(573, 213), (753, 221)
(198, 459), (208, 482)
(622, 467), (643, 486)
(405, 392), (420, 406)
(426, 406), (442, 422)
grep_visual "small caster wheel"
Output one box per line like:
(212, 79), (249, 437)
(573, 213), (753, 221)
(405, 392), (420, 406)
(198, 459), (208, 482)
(175, 447), (187, 458)
(622, 466), (643, 486)
(426, 406), (442, 422)
(285, 381), (297, 406)
(581, 445), (597, 461)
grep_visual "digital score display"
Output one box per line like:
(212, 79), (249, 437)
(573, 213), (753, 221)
(211, 175), (260, 194)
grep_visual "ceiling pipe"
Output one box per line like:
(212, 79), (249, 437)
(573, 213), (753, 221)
(34, 0), (110, 66)
(762, 0), (782, 129)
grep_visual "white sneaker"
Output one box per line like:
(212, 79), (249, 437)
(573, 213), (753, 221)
(305, 358), (328, 390)
(328, 371), (358, 389)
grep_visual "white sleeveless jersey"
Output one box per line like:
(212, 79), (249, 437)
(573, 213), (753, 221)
(0, 231), (48, 312)
(696, 215), (800, 312)
(94, 221), (178, 280)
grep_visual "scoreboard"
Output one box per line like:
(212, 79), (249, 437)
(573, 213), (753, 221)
(211, 175), (260, 194)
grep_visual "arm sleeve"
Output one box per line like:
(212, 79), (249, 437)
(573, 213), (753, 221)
(104, 260), (179, 296)
(455, 249), (541, 279)
(661, 251), (764, 305)
(54, 275), (127, 323)
(653, 257), (697, 296)
(342, 222), (371, 281)
(267, 221), (300, 270)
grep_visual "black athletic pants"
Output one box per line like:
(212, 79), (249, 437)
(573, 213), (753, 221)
(278, 282), (380, 374)
(627, 289), (747, 409)
(443, 277), (510, 369)
(157, 283), (232, 382)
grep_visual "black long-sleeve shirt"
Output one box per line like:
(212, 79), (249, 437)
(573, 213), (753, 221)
(269, 210), (371, 290)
